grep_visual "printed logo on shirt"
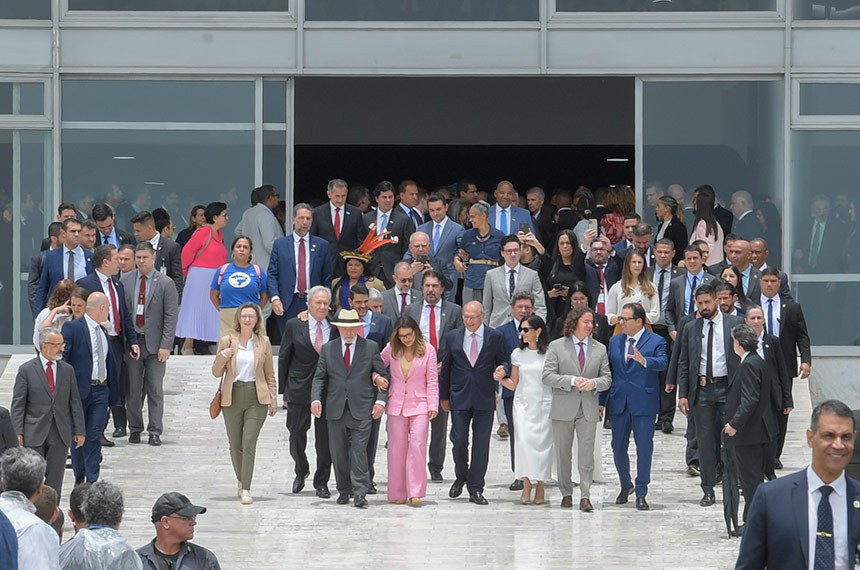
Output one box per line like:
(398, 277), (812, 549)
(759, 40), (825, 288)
(228, 272), (253, 289)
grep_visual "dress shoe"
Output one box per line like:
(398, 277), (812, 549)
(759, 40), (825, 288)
(685, 464), (700, 477)
(128, 432), (141, 444)
(700, 490), (716, 507)
(449, 480), (465, 498)
(615, 487), (634, 505)
(336, 493), (350, 505)
(561, 496), (573, 508)
(603, 417), (612, 430)
(367, 483), (377, 495)
(661, 422), (674, 434)
(579, 498), (594, 512)
(354, 495), (367, 508)
(74, 476), (84, 486)
(509, 479), (524, 491)
(715, 472), (724, 485)
(430, 471), (443, 482)
(315, 487), (331, 499)
(292, 473), (309, 494)
(774, 459), (784, 470)
(112, 427), (127, 438)
(636, 496), (650, 511)
(148, 434), (162, 446)
(469, 492), (488, 505)
(497, 424), (509, 438)
(100, 435), (115, 447)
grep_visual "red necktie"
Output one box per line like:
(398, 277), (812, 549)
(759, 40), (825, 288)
(46, 361), (55, 395)
(107, 278), (121, 335)
(358, 321), (365, 338)
(297, 237), (307, 293)
(596, 265), (606, 315)
(428, 304), (437, 350)
(334, 208), (341, 240)
(578, 342), (586, 369)
(400, 293), (408, 314)
(314, 321), (324, 354)
(344, 343), (351, 373)
(136, 275), (146, 328)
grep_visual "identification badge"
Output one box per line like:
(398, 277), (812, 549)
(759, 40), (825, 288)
(136, 304), (144, 316)
(160, 265), (167, 275)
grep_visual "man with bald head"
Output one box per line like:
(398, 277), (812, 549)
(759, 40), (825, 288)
(730, 191), (763, 240)
(728, 239), (761, 297)
(381, 261), (420, 321)
(748, 238), (792, 300)
(488, 180), (536, 236)
(62, 292), (116, 483)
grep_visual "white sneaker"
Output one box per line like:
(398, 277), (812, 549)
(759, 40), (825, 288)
(240, 490), (253, 505)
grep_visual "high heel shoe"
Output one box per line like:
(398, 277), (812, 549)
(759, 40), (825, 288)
(533, 482), (545, 505)
(520, 479), (533, 504)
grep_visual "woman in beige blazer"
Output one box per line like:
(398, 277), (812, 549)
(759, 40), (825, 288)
(211, 301), (277, 505)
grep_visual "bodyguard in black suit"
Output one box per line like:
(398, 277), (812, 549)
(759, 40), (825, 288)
(359, 183), (411, 288)
(723, 324), (778, 521)
(310, 179), (362, 277)
(279, 286), (337, 498)
(440, 301), (509, 505)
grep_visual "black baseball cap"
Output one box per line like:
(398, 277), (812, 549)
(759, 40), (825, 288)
(151, 492), (207, 523)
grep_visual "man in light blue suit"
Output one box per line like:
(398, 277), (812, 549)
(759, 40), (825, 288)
(607, 302), (668, 511)
(407, 194), (464, 303)
(268, 203), (333, 332)
(487, 181), (536, 237)
(35, 218), (94, 314)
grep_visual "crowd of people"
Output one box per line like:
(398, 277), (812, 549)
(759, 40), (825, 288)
(0, 175), (835, 567)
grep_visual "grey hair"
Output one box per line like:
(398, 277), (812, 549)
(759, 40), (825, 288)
(307, 285), (331, 305)
(368, 288), (383, 301)
(510, 291), (535, 308)
(38, 327), (61, 346)
(732, 190), (754, 210)
(0, 447), (47, 498)
(526, 186), (545, 199)
(633, 223), (653, 238)
(82, 480), (125, 529)
(731, 323), (759, 353)
(327, 179), (348, 192)
(470, 202), (489, 217)
(293, 202), (313, 217)
(134, 241), (155, 255)
(394, 261), (412, 275)
(410, 231), (430, 246)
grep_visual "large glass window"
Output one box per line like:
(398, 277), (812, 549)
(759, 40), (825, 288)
(794, 0), (860, 19)
(800, 83), (860, 117)
(306, 0), (538, 20)
(68, 0), (288, 11)
(0, 83), (45, 116)
(0, 1), (50, 19)
(556, 0), (774, 11)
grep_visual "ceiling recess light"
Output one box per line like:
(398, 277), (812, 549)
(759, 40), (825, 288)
(606, 158), (629, 163)
(112, 156), (135, 160)
(144, 181), (165, 186)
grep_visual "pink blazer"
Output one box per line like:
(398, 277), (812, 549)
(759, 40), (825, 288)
(380, 344), (439, 417)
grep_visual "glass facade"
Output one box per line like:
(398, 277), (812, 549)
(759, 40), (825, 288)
(68, 0), (289, 11)
(799, 83), (860, 117)
(0, 83), (45, 116)
(794, 0), (860, 19)
(306, 1), (538, 21)
(556, 0), (775, 11)
(0, 1), (50, 19)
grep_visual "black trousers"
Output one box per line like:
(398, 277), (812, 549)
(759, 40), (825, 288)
(450, 408), (493, 493)
(503, 395), (515, 472)
(428, 404), (448, 475)
(694, 381), (728, 491)
(106, 336), (127, 432)
(652, 326), (676, 425)
(774, 410), (790, 461)
(731, 442), (769, 521)
(286, 402), (332, 490)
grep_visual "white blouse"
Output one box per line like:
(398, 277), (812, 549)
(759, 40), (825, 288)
(605, 281), (660, 325)
(233, 340), (256, 383)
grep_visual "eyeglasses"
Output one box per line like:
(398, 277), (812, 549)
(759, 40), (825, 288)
(43, 341), (65, 347)
(519, 327), (533, 333)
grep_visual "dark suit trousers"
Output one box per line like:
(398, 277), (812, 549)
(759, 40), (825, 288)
(71, 386), (108, 483)
(327, 403), (373, 497)
(124, 342), (166, 435)
(104, 336), (127, 432)
(610, 410), (655, 498)
(774, 410), (790, 462)
(731, 442), (768, 521)
(366, 417), (381, 483)
(286, 402), (331, 489)
(694, 382), (728, 491)
(29, 420), (68, 499)
(450, 408), (493, 493)
(653, 325), (676, 425)
(278, 297), (308, 334)
(428, 405), (449, 474)
(503, 395), (515, 472)
(109, 362), (129, 431)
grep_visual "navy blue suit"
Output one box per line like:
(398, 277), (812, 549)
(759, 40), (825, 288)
(607, 329), (668, 497)
(497, 320), (519, 471)
(267, 234), (332, 330)
(737, 469), (860, 570)
(440, 326), (509, 493)
(35, 247), (94, 314)
(62, 316), (116, 483)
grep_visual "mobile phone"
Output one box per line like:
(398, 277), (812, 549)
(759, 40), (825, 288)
(518, 223), (530, 234)
(553, 283), (563, 291)
(587, 219), (599, 234)
(417, 254), (429, 264)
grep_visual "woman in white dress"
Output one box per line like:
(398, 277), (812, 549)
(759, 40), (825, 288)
(605, 250), (660, 327)
(494, 315), (553, 505)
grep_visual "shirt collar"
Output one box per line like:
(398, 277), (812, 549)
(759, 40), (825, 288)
(84, 313), (100, 331)
(807, 465), (846, 496)
(39, 354), (53, 369)
(469, 324), (485, 338)
(434, 217), (447, 229)
(690, 269), (705, 282)
(149, 233), (160, 248)
(330, 202), (342, 214)
(96, 270), (110, 283)
(709, 310), (724, 327)
(361, 311), (372, 325)
(628, 327), (646, 344)
(293, 231), (307, 242)
(423, 300), (439, 310)
(506, 263), (521, 272)
(572, 334), (588, 344)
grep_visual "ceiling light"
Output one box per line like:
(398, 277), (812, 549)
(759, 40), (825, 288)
(606, 158), (629, 163)
(112, 156), (135, 160)
(144, 181), (165, 186)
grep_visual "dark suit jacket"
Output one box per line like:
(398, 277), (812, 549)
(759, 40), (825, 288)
(736, 470), (860, 570)
(28, 250), (47, 317)
(747, 268), (793, 301)
(97, 228), (136, 248)
(775, 298), (812, 378)
(715, 204), (734, 241)
(655, 217), (688, 264)
(665, 271), (715, 334)
(497, 320), (521, 399)
(403, 300), (462, 362)
(555, 208), (581, 233)
(572, 247), (623, 311)
(11, 357), (85, 448)
(62, 316), (117, 401)
(795, 216), (848, 273)
(666, 313), (697, 387)
(439, 326), (509, 412)
(382, 287), (420, 322)
(725, 353), (777, 447)
(761, 332), (792, 410)
(310, 202), (362, 264)
(267, 234), (332, 311)
(365, 311), (392, 350)
(0, 407), (16, 453)
(35, 247), (94, 314)
(732, 212), (764, 241)
(154, 237), (184, 298)
(359, 209), (410, 288)
(532, 205), (557, 248)
(279, 317), (339, 404)
(607, 329), (668, 417)
(311, 336), (388, 421)
(676, 314), (744, 405)
(76, 272), (139, 350)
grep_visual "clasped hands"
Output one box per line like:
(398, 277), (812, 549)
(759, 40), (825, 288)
(573, 376), (596, 391)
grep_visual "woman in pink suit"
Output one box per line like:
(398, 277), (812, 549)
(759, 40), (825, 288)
(379, 316), (439, 505)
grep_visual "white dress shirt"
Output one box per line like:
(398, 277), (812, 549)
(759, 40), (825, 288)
(84, 313), (108, 381)
(293, 232), (312, 294)
(760, 293), (781, 337)
(756, 331), (765, 359)
(63, 245), (86, 281)
(0, 491), (60, 570)
(233, 339), (256, 382)
(699, 310), (728, 377)
(148, 233), (160, 250)
(807, 466), (848, 570)
(419, 301), (442, 341)
(463, 324), (485, 356)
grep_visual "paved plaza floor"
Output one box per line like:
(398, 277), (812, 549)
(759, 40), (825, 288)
(0, 354), (815, 569)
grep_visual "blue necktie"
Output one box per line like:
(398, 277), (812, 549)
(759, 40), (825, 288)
(379, 212), (388, 235)
(814, 485), (835, 570)
(500, 209), (508, 234)
(433, 224), (441, 253)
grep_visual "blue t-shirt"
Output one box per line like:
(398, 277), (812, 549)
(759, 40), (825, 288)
(210, 263), (268, 308)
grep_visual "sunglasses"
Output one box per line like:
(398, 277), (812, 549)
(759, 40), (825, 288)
(519, 327), (534, 333)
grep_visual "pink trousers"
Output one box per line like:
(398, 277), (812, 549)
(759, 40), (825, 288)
(386, 413), (430, 501)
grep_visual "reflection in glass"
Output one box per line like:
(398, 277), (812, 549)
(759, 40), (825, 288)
(800, 83), (860, 116)
(0, 1), (51, 18)
(556, 0), (774, 10)
(68, 0), (288, 11)
(794, 0), (860, 19)
(306, 0), (538, 20)
(263, 81), (287, 124)
(0, 83), (45, 116)
(263, 131), (287, 200)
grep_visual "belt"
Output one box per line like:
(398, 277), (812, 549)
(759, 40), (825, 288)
(294, 292), (308, 299)
(90, 379), (109, 387)
(467, 259), (499, 267)
(698, 375), (728, 386)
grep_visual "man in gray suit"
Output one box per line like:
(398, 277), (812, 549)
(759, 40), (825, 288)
(381, 261), (420, 322)
(234, 185), (284, 275)
(665, 245), (715, 341)
(483, 235), (547, 328)
(403, 268), (462, 481)
(311, 309), (389, 508)
(543, 307), (611, 512)
(11, 328), (85, 498)
(407, 194), (464, 303)
(119, 242), (179, 447)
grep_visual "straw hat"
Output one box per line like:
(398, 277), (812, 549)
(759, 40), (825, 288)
(331, 309), (364, 327)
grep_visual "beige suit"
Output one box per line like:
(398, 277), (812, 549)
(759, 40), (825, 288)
(542, 336), (611, 499)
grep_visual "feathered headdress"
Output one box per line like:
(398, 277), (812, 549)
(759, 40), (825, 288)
(356, 223), (397, 256)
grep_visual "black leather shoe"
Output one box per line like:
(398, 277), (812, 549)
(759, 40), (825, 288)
(615, 487), (634, 505)
(112, 428), (127, 438)
(449, 480), (465, 498)
(430, 471), (443, 482)
(354, 495), (368, 508)
(100, 435), (115, 447)
(315, 487), (331, 499)
(128, 432), (141, 444)
(603, 417), (612, 430)
(292, 473), (309, 494)
(700, 490), (716, 507)
(774, 459), (784, 470)
(509, 479), (524, 491)
(636, 496), (650, 511)
(336, 493), (349, 505)
(469, 492), (488, 505)
(367, 483), (377, 495)
(148, 434), (162, 446)
(661, 422), (674, 434)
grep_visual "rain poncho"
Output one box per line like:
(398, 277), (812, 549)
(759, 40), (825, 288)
(58, 526), (143, 570)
